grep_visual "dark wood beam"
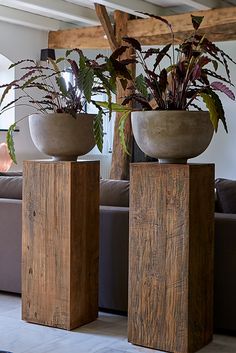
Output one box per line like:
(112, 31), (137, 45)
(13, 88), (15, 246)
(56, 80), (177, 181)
(109, 11), (135, 180)
(94, 3), (118, 51)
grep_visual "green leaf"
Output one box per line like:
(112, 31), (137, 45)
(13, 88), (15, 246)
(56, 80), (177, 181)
(96, 101), (131, 113)
(118, 110), (131, 155)
(8, 59), (35, 69)
(6, 123), (17, 164)
(83, 68), (94, 103)
(56, 76), (68, 96)
(200, 90), (228, 132)
(56, 57), (65, 64)
(0, 82), (14, 105)
(21, 75), (43, 89)
(135, 74), (148, 98)
(93, 110), (103, 153)
(79, 52), (86, 70)
(48, 58), (61, 76)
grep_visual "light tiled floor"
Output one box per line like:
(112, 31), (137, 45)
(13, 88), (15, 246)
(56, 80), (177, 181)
(0, 292), (236, 353)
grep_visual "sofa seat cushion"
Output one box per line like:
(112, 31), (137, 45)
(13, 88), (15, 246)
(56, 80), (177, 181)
(215, 178), (236, 214)
(0, 174), (22, 199)
(100, 179), (129, 207)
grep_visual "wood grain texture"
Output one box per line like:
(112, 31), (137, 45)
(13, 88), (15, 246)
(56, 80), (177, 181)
(128, 163), (214, 353)
(95, 4), (118, 51)
(48, 25), (108, 49)
(48, 7), (236, 49)
(22, 160), (99, 330)
(109, 10), (135, 180)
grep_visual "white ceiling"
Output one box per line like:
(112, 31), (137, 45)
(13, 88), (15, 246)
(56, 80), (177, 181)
(0, 0), (234, 31)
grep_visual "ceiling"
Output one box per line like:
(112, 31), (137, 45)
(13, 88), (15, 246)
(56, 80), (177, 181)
(0, 0), (235, 31)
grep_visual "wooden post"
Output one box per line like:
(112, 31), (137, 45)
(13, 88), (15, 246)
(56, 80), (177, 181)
(109, 10), (135, 180)
(128, 163), (214, 353)
(22, 160), (99, 330)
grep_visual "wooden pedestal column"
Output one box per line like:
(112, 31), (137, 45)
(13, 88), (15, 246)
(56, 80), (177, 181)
(22, 160), (99, 330)
(128, 163), (214, 353)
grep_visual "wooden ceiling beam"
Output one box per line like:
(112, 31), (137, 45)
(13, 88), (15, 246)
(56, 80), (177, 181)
(94, 3), (118, 51)
(48, 6), (236, 49)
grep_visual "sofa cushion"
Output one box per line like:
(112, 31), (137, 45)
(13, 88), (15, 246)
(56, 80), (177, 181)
(100, 179), (129, 207)
(215, 178), (236, 214)
(0, 172), (22, 176)
(0, 175), (22, 199)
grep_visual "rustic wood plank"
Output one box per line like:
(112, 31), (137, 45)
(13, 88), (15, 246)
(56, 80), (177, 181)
(94, 3), (118, 51)
(48, 25), (108, 49)
(109, 10), (135, 180)
(48, 7), (236, 49)
(127, 7), (236, 45)
(22, 160), (99, 330)
(128, 163), (214, 353)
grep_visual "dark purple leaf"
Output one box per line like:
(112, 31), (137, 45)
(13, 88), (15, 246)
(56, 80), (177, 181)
(110, 46), (129, 59)
(191, 15), (204, 30)
(191, 64), (201, 81)
(122, 37), (142, 52)
(203, 69), (231, 84)
(119, 58), (137, 65)
(67, 59), (79, 77)
(159, 69), (168, 93)
(96, 53), (106, 60)
(211, 81), (235, 100)
(197, 56), (211, 68)
(153, 43), (171, 71)
(143, 48), (160, 60)
(110, 58), (133, 80)
(122, 94), (152, 110)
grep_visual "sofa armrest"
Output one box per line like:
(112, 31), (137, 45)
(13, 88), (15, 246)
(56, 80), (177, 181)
(0, 199), (22, 293)
(99, 205), (129, 313)
(214, 212), (236, 331)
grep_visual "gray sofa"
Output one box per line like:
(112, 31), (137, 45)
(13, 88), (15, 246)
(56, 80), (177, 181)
(1, 173), (236, 332)
(0, 173), (129, 313)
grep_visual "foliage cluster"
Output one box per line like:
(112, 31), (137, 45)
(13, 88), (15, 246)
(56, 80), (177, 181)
(98, 14), (236, 152)
(0, 49), (116, 162)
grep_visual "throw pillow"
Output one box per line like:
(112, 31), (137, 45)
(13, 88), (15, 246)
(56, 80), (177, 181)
(100, 179), (129, 207)
(215, 178), (236, 214)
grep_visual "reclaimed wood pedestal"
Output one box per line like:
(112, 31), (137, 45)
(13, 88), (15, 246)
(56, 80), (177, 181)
(22, 160), (99, 330)
(128, 163), (215, 353)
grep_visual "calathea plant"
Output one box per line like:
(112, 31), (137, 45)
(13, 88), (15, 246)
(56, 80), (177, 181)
(98, 14), (236, 153)
(0, 49), (115, 163)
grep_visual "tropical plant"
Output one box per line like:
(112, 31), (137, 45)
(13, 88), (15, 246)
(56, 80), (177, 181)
(0, 49), (116, 163)
(98, 14), (236, 153)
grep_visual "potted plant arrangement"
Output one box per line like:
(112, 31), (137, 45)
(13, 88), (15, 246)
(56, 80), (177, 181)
(99, 14), (236, 163)
(0, 49), (115, 163)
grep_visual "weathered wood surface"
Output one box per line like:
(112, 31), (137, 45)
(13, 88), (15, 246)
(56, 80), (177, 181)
(95, 4), (118, 51)
(109, 10), (135, 180)
(48, 7), (236, 49)
(128, 163), (214, 353)
(22, 160), (100, 330)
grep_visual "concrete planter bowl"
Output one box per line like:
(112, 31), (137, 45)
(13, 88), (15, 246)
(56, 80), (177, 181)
(131, 110), (214, 164)
(29, 113), (95, 161)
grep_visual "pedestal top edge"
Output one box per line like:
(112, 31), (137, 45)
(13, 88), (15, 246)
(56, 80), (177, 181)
(23, 159), (100, 165)
(131, 162), (215, 168)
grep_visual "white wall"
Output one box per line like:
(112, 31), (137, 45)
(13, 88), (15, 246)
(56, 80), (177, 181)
(0, 20), (48, 171)
(192, 41), (236, 179)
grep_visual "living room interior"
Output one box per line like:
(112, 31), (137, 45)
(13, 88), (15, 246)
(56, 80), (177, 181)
(0, 1), (236, 353)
